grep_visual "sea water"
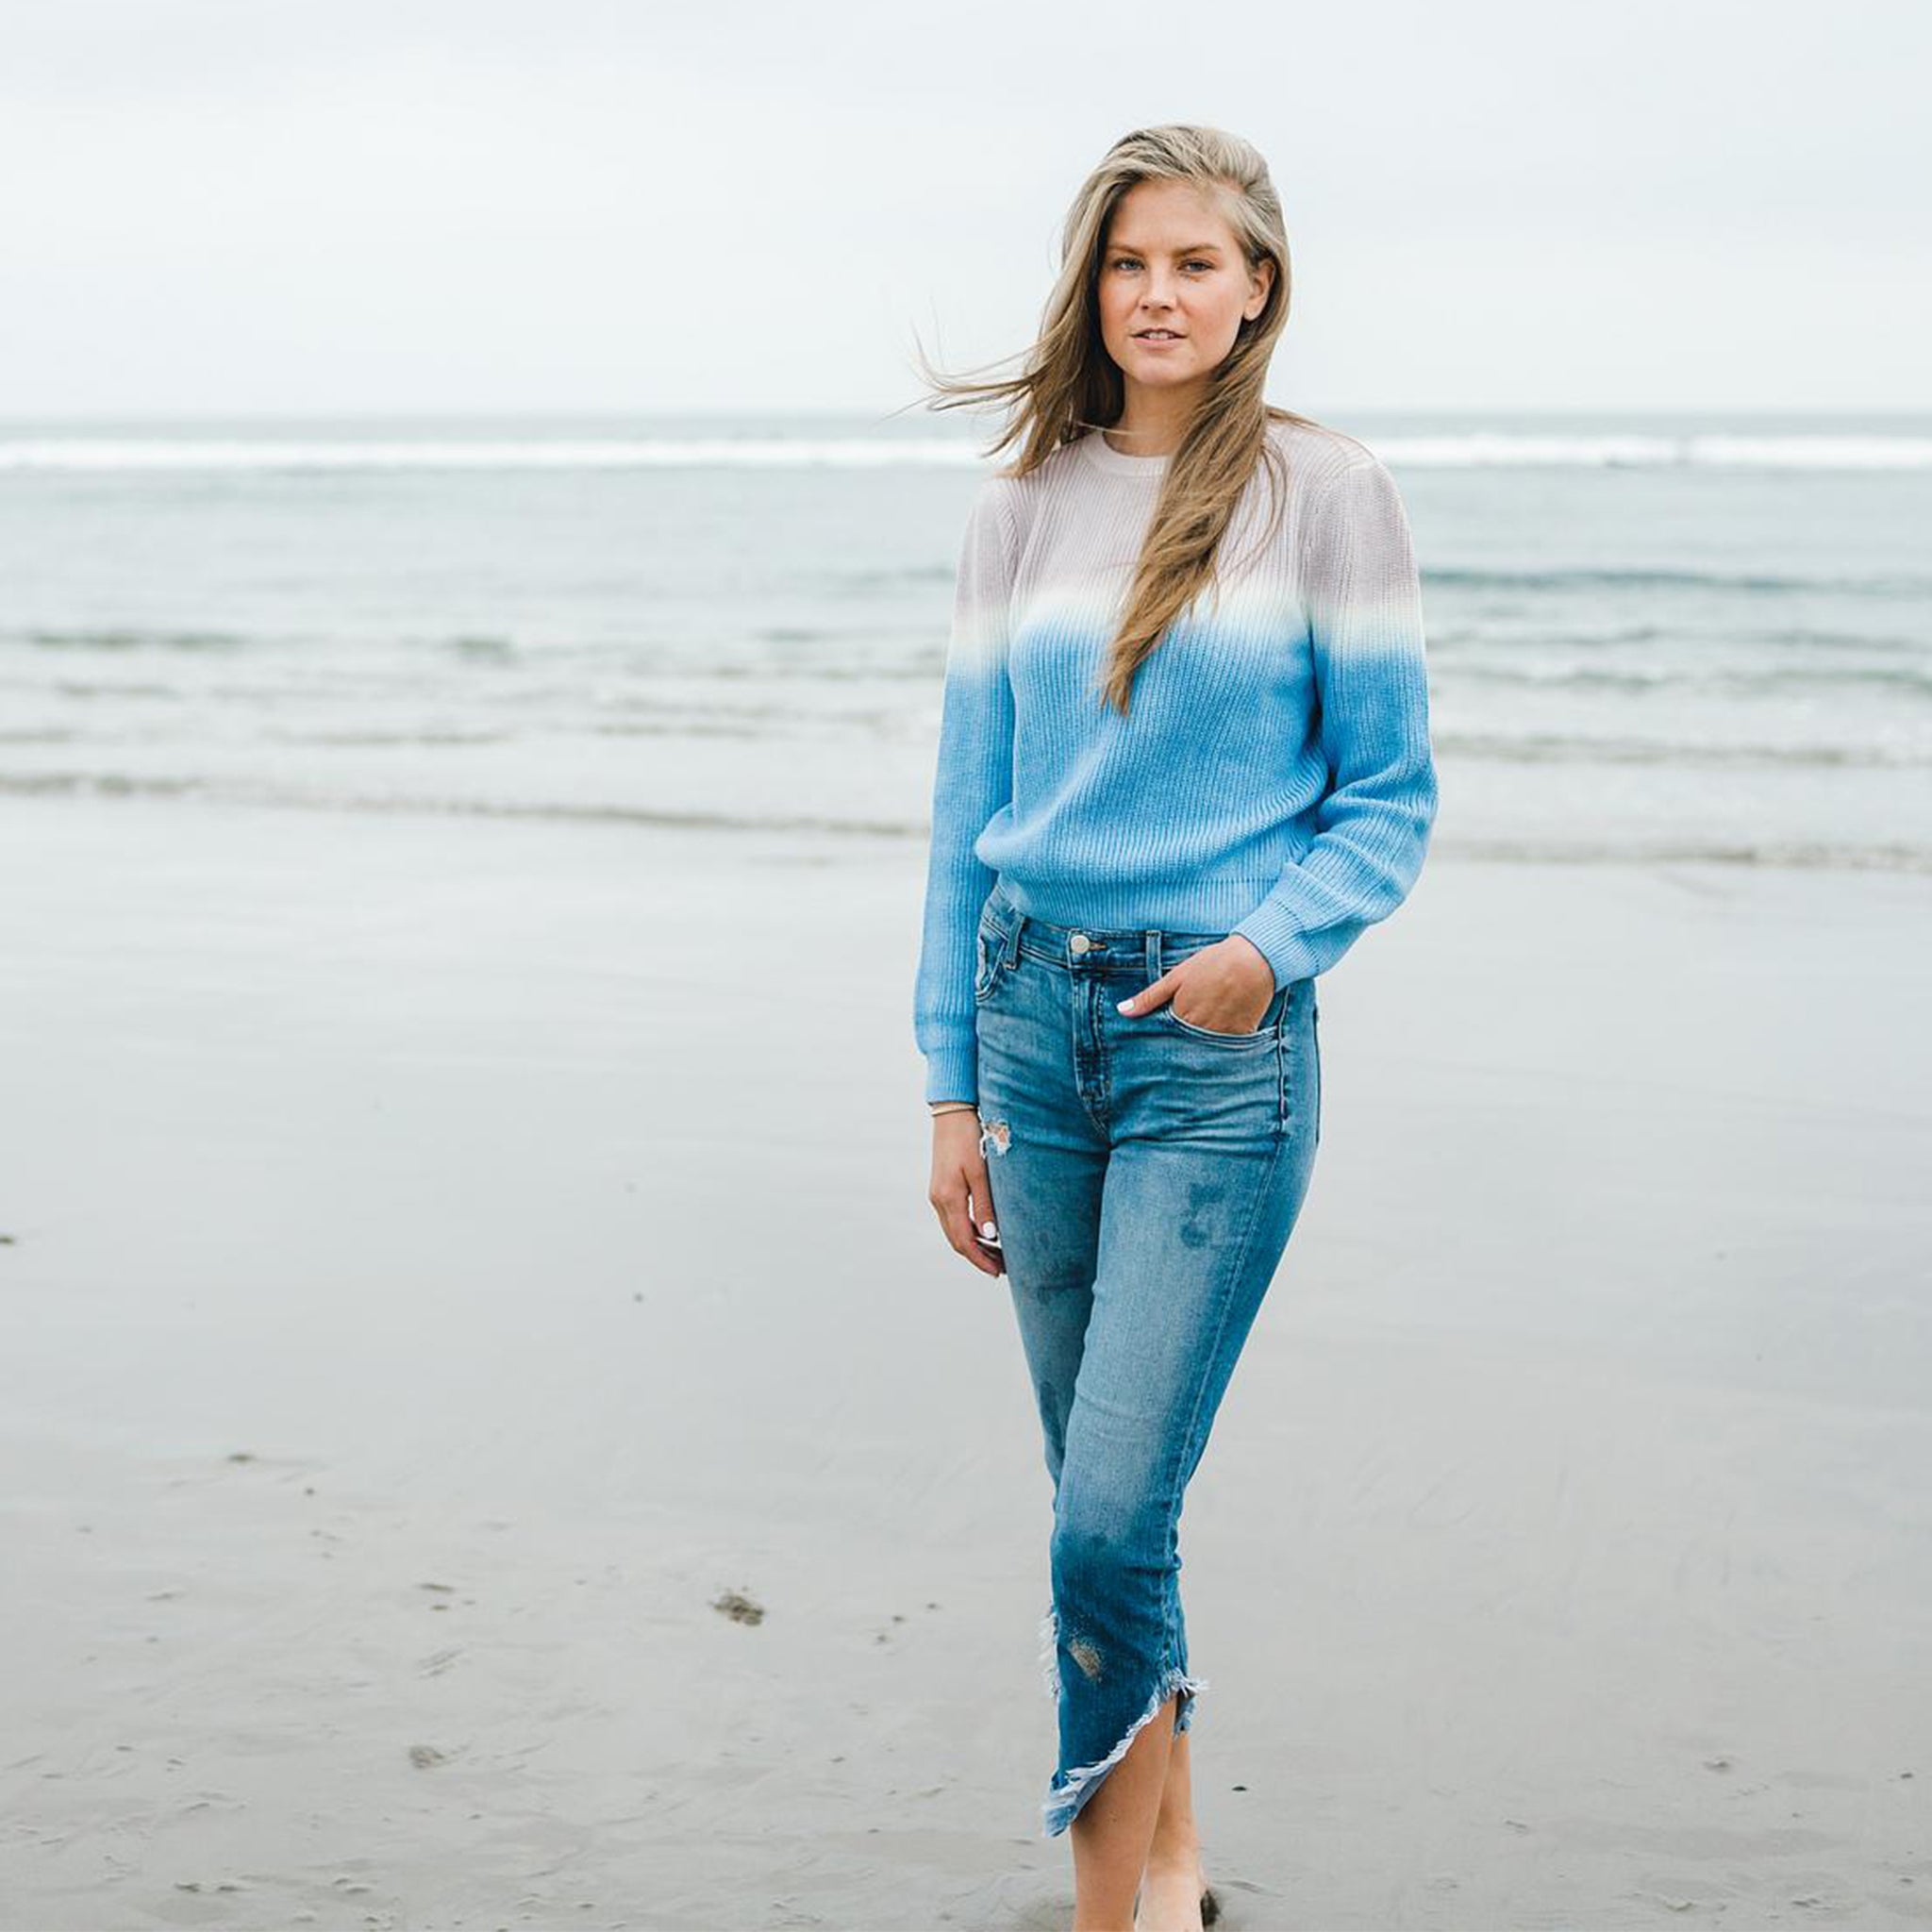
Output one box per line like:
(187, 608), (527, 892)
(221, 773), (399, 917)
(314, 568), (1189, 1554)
(2, 409), (1928, 872)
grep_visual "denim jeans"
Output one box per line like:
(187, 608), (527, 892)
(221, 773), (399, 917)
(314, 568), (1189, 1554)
(972, 879), (1323, 1838)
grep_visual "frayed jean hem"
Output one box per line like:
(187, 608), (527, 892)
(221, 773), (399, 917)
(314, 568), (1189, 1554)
(1040, 1658), (1208, 1839)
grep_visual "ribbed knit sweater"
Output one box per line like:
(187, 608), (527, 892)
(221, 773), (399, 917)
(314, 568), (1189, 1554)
(914, 417), (1439, 1106)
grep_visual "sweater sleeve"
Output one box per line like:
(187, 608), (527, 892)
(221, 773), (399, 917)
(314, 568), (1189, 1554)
(1230, 453), (1440, 988)
(912, 478), (1020, 1105)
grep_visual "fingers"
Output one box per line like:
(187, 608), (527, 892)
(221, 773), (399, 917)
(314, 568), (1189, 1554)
(966, 1156), (1004, 1273)
(946, 1176), (1004, 1275)
(928, 1127), (1004, 1276)
(1115, 966), (1175, 1016)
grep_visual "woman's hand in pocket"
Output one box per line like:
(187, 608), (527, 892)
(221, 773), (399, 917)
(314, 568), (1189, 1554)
(928, 1109), (1005, 1277)
(1115, 933), (1276, 1035)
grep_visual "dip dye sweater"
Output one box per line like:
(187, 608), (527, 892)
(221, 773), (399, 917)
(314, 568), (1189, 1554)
(913, 419), (1439, 1106)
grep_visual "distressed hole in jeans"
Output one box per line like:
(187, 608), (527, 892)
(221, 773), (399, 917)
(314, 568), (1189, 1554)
(1068, 1635), (1105, 1681)
(980, 1118), (1011, 1158)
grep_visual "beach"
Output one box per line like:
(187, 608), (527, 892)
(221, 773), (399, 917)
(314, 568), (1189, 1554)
(3, 789), (1928, 1929)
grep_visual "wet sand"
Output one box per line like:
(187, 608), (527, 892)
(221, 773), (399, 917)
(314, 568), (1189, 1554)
(1, 793), (1928, 1928)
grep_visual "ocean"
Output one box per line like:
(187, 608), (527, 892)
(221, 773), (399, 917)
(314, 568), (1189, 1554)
(4, 409), (1929, 872)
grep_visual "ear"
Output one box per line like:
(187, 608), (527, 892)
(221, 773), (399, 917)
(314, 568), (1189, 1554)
(1245, 256), (1275, 319)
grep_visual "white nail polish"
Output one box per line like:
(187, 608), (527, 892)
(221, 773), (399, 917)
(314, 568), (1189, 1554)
(1116, 997), (1135, 1011)
(981, 1221), (998, 1239)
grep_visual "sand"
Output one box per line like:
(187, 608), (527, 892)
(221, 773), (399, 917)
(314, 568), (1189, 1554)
(1, 793), (1928, 1930)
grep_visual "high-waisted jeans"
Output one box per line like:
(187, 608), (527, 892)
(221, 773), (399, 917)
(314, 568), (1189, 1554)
(972, 879), (1323, 1839)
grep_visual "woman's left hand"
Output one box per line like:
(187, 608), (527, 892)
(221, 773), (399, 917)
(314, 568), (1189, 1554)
(1115, 934), (1276, 1035)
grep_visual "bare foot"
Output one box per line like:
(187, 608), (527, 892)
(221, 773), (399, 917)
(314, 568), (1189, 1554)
(1133, 1849), (1213, 1932)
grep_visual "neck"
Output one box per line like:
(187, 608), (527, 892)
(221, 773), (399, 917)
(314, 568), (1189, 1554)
(1105, 380), (1206, 458)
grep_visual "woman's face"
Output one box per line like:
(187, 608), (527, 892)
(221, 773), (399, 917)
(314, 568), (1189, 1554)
(1095, 177), (1274, 402)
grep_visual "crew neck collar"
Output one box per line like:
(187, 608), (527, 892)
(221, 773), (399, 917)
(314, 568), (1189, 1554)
(1078, 428), (1174, 478)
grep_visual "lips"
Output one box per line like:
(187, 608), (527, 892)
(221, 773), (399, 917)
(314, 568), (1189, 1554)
(1135, 330), (1184, 340)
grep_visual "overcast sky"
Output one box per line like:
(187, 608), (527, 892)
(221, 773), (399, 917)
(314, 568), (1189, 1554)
(3, 0), (1927, 417)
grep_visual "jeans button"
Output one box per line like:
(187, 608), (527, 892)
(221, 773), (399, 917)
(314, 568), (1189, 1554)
(1069, 932), (1091, 954)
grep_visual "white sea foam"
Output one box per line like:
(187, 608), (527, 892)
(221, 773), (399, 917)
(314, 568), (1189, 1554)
(1369, 434), (1932, 470)
(3, 433), (1931, 473)
(0, 437), (987, 473)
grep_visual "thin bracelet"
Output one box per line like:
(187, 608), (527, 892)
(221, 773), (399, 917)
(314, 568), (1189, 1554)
(929, 1101), (977, 1117)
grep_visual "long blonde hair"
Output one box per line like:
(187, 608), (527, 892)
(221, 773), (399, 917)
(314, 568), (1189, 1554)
(908, 124), (1326, 714)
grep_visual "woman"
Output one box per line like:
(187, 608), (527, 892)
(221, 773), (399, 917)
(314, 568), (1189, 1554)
(912, 125), (1438, 1931)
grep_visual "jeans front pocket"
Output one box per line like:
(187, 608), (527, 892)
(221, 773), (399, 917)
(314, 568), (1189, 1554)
(974, 918), (1012, 1005)
(1158, 978), (1290, 1045)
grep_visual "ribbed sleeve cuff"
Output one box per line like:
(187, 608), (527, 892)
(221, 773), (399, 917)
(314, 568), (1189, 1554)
(1230, 902), (1325, 991)
(923, 1033), (979, 1107)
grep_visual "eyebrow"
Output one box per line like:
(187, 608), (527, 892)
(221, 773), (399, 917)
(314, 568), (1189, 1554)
(1108, 241), (1226, 256)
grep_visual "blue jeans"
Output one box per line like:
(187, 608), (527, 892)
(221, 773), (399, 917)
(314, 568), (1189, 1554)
(972, 879), (1323, 1839)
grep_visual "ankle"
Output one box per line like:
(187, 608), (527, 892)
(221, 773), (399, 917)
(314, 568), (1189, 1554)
(1143, 1827), (1202, 1871)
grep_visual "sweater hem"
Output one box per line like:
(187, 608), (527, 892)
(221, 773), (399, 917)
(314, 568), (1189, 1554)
(1229, 902), (1325, 989)
(923, 1035), (979, 1108)
(991, 871), (1311, 940)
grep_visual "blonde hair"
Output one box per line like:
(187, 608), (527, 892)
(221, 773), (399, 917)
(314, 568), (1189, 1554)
(908, 124), (1327, 714)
